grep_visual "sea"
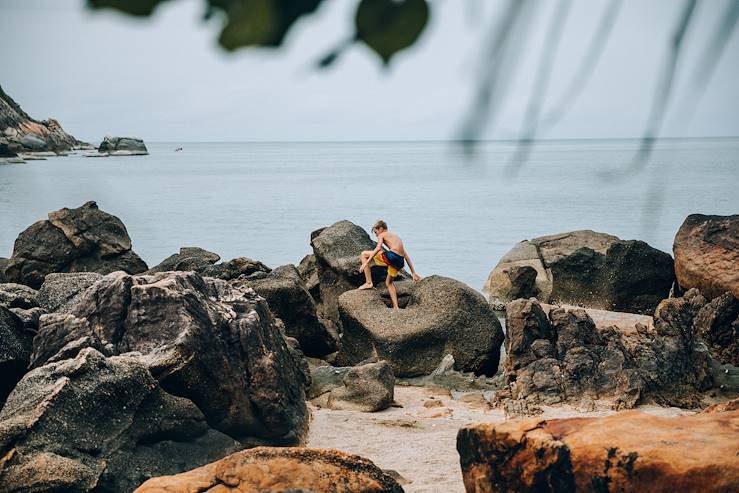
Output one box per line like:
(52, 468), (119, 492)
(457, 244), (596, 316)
(1, 138), (737, 291)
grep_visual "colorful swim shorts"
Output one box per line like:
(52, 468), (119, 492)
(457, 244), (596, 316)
(373, 249), (405, 277)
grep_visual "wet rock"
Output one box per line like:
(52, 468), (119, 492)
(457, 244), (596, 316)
(497, 291), (713, 412)
(336, 276), (504, 377)
(457, 408), (739, 493)
(0, 283), (38, 309)
(98, 136), (148, 155)
(484, 230), (674, 314)
(674, 214), (739, 299)
(37, 272), (103, 313)
(5, 201), (147, 289)
(0, 306), (32, 406)
(30, 271), (309, 445)
(146, 246), (221, 274)
(0, 348), (241, 492)
(231, 265), (338, 357)
(694, 291), (739, 366)
(134, 446), (404, 493)
(310, 361), (394, 412)
(310, 220), (402, 323)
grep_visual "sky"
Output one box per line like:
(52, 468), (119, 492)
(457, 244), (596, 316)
(1, 0), (738, 143)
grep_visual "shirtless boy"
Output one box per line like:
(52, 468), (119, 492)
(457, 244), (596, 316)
(357, 219), (422, 309)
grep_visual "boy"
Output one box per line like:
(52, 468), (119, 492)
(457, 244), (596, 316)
(357, 219), (422, 309)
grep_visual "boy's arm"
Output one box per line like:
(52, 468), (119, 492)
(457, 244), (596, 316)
(405, 252), (422, 281)
(359, 235), (385, 271)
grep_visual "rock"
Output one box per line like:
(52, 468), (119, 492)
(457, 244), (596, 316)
(694, 292), (739, 366)
(309, 361), (394, 412)
(0, 283), (38, 309)
(98, 136), (149, 155)
(146, 246), (221, 273)
(30, 271), (309, 445)
(37, 272), (103, 313)
(9, 306), (46, 333)
(19, 133), (48, 151)
(205, 256), (271, 280)
(5, 201), (148, 289)
(336, 276), (504, 377)
(231, 265), (338, 357)
(457, 408), (739, 493)
(310, 220), (402, 323)
(396, 354), (502, 391)
(496, 290), (713, 413)
(0, 348), (241, 492)
(674, 214), (739, 299)
(297, 253), (321, 302)
(133, 446), (404, 493)
(0, 306), (32, 406)
(0, 258), (8, 282)
(484, 230), (674, 314)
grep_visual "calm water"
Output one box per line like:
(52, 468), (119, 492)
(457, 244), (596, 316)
(1, 139), (737, 291)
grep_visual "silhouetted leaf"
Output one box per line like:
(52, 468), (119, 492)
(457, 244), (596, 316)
(355, 0), (430, 65)
(87, 0), (166, 16)
(215, 0), (324, 50)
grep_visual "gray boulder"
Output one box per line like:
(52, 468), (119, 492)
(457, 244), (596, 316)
(37, 272), (103, 313)
(484, 230), (675, 314)
(5, 201), (148, 289)
(0, 258), (8, 283)
(146, 247), (221, 273)
(0, 283), (38, 309)
(0, 306), (32, 406)
(231, 265), (339, 357)
(496, 290), (713, 413)
(336, 275), (504, 377)
(297, 253), (321, 303)
(309, 361), (394, 412)
(19, 133), (48, 151)
(30, 271), (309, 445)
(0, 348), (241, 492)
(694, 292), (739, 367)
(98, 136), (148, 155)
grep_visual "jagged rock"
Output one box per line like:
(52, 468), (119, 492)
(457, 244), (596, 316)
(457, 408), (739, 493)
(146, 247), (221, 274)
(0, 306), (32, 406)
(98, 136), (148, 155)
(5, 201), (147, 289)
(230, 265), (338, 357)
(30, 271), (309, 445)
(496, 290), (713, 413)
(9, 306), (45, 333)
(484, 230), (674, 314)
(37, 272), (103, 313)
(205, 256), (271, 280)
(336, 276), (504, 377)
(0, 348), (241, 493)
(694, 291), (739, 366)
(0, 84), (85, 152)
(674, 214), (739, 299)
(297, 253), (321, 303)
(309, 361), (394, 412)
(0, 283), (38, 309)
(134, 446), (404, 493)
(310, 220), (402, 323)
(0, 258), (8, 283)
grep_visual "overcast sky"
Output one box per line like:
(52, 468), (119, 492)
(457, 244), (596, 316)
(1, 0), (738, 142)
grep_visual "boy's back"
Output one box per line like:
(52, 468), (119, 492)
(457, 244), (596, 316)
(380, 230), (406, 257)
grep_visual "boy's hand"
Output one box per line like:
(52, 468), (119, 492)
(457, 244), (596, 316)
(412, 273), (422, 282)
(358, 262), (368, 273)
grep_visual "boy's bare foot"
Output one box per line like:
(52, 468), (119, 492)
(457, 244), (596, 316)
(357, 283), (374, 290)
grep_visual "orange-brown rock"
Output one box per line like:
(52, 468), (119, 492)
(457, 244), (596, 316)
(674, 214), (739, 300)
(134, 446), (404, 493)
(457, 409), (739, 493)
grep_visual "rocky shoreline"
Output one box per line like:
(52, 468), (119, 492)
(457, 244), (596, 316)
(0, 202), (737, 492)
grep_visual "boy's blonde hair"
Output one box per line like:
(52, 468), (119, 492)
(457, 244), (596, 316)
(373, 219), (388, 232)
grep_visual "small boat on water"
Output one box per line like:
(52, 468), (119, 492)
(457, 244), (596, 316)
(175, 147), (183, 152)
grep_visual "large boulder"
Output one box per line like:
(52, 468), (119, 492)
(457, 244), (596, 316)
(0, 348), (241, 492)
(336, 276), (504, 377)
(37, 272), (103, 313)
(30, 271), (309, 445)
(310, 220), (400, 323)
(0, 306), (32, 406)
(134, 447), (404, 493)
(5, 201), (148, 289)
(147, 247), (270, 281)
(694, 291), (739, 366)
(457, 407), (739, 493)
(674, 214), (739, 299)
(484, 230), (675, 314)
(231, 265), (339, 357)
(309, 361), (395, 412)
(496, 290), (713, 413)
(19, 133), (48, 151)
(98, 136), (148, 155)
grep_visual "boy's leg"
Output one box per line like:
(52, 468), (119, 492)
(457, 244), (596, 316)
(386, 274), (399, 309)
(358, 250), (373, 289)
